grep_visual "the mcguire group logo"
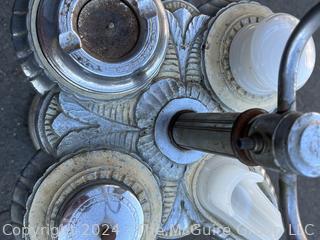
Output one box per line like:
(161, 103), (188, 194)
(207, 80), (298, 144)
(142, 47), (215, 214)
(2, 223), (318, 238)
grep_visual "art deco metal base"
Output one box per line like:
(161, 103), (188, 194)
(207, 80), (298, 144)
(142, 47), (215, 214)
(11, 0), (281, 239)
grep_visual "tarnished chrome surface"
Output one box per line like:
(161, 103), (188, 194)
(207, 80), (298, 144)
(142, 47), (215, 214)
(57, 0), (161, 74)
(277, 3), (320, 239)
(58, 185), (144, 240)
(155, 98), (208, 164)
(11, 0), (281, 239)
(22, 0), (168, 99)
(276, 112), (320, 177)
(24, 151), (163, 240)
(278, 3), (320, 113)
(171, 110), (320, 176)
(168, 2), (320, 240)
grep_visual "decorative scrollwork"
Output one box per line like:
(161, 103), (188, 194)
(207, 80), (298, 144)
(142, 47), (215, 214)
(166, 7), (209, 82)
(21, 1), (279, 240)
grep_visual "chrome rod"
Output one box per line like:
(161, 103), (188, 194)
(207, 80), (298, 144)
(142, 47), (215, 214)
(278, 3), (320, 113)
(278, 3), (320, 240)
(170, 3), (320, 240)
(279, 174), (307, 240)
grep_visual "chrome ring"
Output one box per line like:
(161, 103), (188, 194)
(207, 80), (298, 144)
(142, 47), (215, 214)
(31, 0), (169, 99)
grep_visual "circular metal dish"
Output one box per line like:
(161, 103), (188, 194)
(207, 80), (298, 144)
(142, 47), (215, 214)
(13, 0), (169, 99)
(24, 150), (162, 240)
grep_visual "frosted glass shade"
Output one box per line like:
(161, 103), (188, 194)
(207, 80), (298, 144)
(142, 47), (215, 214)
(230, 13), (316, 96)
(196, 156), (284, 240)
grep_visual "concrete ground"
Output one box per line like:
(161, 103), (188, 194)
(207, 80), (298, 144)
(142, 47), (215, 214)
(0, 0), (320, 239)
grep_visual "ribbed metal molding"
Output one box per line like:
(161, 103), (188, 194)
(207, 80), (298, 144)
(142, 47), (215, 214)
(11, 0), (57, 95)
(10, 151), (56, 240)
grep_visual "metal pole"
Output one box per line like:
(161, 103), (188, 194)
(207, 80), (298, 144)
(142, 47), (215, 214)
(171, 109), (266, 166)
(279, 174), (307, 240)
(278, 3), (320, 113)
(171, 112), (239, 156)
(278, 3), (320, 239)
(170, 3), (320, 240)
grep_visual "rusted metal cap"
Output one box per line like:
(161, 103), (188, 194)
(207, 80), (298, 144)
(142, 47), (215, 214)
(77, 0), (140, 62)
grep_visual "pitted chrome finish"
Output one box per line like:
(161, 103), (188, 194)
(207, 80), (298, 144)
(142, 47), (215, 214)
(58, 185), (144, 240)
(171, 2), (320, 240)
(274, 112), (320, 177)
(33, 0), (169, 99)
(24, 151), (163, 240)
(137, 0), (158, 18)
(171, 110), (320, 177)
(11, 0), (283, 240)
(155, 98), (208, 165)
